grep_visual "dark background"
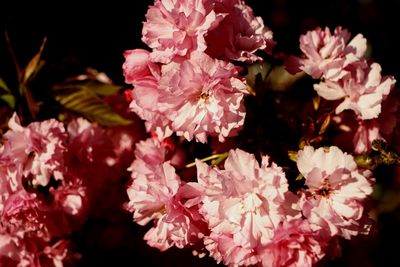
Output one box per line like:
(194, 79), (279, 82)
(1, 0), (400, 266)
(2, 0), (400, 82)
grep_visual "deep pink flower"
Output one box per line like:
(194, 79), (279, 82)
(297, 146), (373, 238)
(142, 0), (223, 63)
(157, 52), (248, 142)
(205, 0), (276, 62)
(286, 26), (367, 80)
(0, 230), (68, 267)
(1, 190), (72, 241)
(259, 218), (326, 267)
(194, 149), (291, 266)
(2, 114), (67, 187)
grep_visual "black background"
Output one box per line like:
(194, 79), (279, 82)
(2, 0), (400, 83)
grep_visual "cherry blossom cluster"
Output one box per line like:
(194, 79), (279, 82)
(122, 1), (400, 266)
(0, 107), (142, 266)
(123, 0), (275, 143)
(126, 137), (374, 266)
(1, 0), (398, 266)
(287, 26), (398, 154)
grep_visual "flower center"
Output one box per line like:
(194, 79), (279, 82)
(199, 91), (210, 101)
(316, 178), (332, 198)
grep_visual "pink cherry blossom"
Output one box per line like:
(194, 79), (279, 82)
(0, 230), (68, 267)
(195, 149), (291, 266)
(122, 50), (173, 138)
(66, 117), (141, 220)
(259, 218), (326, 267)
(142, 0), (223, 63)
(286, 26), (367, 80)
(297, 146), (373, 238)
(314, 62), (396, 119)
(157, 52), (248, 142)
(2, 114), (67, 187)
(332, 112), (381, 154)
(1, 190), (73, 241)
(123, 49), (160, 89)
(205, 0), (276, 62)
(127, 159), (206, 250)
(143, 191), (207, 251)
(127, 161), (181, 226)
(126, 136), (209, 250)
(50, 176), (87, 227)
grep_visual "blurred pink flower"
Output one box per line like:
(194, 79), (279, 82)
(259, 218), (326, 267)
(297, 146), (373, 238)
(1, 190), (72, 241)
(0, 230), (68, 267)
(205, 0), (275, 62)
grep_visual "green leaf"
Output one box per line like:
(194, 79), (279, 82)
(60, 79), (122, 96)
(0, 78), (15, 109)
(52, 84), (133, 126)
(246, 62), (271, 88)
(0, 78), (11, 92)
(21, 38), (47, 85)
(0, 94), (16, 109)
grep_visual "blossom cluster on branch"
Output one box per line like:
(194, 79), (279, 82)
(1, 0), (400, 266)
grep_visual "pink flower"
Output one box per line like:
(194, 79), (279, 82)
(314, 62), (396, 119)
(50, 176), (87, 226)
(286, 26), (367, 80)
(332, 112), (381, 154)
(157, 52), (248, 142)
(127, 160), (206, 250)
(205, 0), (276, 62)
(142, 0), (223, 63)
(123, 49), (160, 88)
(195, 149), (291, 266)
(122, 51), (172, 138)
(297, 146), (373, 238)
(127, 161), (181, 226)
(66, 117), (141, 220)
(259, 218), (326, 267)
(0, 230), (68, 267)
(2, 114), (67, 187)
(0, 155), (21, 211)
(1, 190), (72, 241)
(332, 94), (399, 154)
(143, 193), (207, 251)
(127, 136), (208, 250)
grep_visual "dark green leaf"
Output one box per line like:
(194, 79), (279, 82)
(52, 85), (133, 126)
